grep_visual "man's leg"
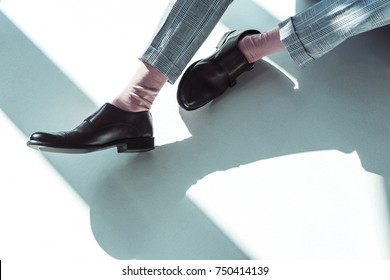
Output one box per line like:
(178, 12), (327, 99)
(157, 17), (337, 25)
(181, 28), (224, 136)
(279, 0), (390, 66)
(27, 0), (234, 153)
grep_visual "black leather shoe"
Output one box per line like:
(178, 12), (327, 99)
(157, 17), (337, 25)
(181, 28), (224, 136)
(27, 103), (154, 153)
(177, 29), (260, 111)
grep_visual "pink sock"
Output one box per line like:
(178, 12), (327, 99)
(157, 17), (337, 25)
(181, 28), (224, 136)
(111, 62), (167, 112)
(238, 27), (286, 63)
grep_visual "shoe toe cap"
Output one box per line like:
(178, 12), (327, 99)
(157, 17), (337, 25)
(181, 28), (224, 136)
(178, 61), (229, 110)
(28, 131), (63, 143)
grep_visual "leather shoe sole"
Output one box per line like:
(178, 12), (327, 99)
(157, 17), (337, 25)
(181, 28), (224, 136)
(27, 136), (154, 154)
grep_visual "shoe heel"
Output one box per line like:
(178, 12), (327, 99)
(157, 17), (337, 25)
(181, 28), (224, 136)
(117, 137), (155, 153)
(216, 30), (237, 49)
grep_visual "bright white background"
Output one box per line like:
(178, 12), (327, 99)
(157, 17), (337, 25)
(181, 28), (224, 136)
(1, 0), (390, 279)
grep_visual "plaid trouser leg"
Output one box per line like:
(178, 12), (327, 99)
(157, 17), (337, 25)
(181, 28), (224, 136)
(141, 0), (233, 84)
(279, 0), (390, 66)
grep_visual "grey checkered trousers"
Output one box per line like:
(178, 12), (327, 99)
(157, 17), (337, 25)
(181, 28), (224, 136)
(140, 0), (390, 84)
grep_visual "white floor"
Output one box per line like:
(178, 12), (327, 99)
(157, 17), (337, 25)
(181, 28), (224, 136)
(1, 0), (390, 278)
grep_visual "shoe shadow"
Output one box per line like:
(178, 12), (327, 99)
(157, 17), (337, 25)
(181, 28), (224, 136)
(0, 10), (248, 260)
(90, 25), (390, 259)
(220, 0), (390, 176)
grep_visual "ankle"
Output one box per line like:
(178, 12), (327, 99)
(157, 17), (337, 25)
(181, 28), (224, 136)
(111, 62), (167, 112)
(111, 97), (149, 112)
(238, 28), (285, 63)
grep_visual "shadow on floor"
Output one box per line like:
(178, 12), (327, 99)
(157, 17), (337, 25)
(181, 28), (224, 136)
(219, 0), (390, 178)
(1, 0), (390, 259)
(0, 10), (248, 260)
